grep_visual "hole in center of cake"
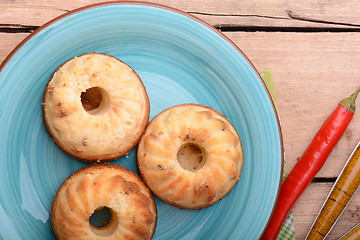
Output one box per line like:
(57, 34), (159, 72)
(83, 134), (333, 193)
(81, 87), (110, 115)
(89, 206), (118, 236)
(177, 142), (206, 172)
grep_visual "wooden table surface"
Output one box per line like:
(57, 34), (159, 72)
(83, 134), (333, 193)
(2, 1), (360, 239)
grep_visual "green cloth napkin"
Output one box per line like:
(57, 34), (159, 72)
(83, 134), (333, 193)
(261, 68), (296, 240)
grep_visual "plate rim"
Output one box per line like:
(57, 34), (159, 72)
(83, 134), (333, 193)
(0, 1), (284, 238)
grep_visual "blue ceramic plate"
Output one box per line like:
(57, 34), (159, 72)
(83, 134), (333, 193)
(0, 2), (283, 239)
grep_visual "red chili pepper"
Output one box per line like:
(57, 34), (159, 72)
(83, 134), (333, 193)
(261, 87), (360, 240)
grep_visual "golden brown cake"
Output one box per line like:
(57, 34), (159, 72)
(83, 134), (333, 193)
(42, 53), (149, 162)
(137, 104), (243, 209)
(51, 164), (157, 240)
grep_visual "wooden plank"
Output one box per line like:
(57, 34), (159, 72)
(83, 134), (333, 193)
(0, 33), (28, 64)
(1, 0), (360, 29)
(2, 31), (360, 178)
(2, 26), (360, 240)
(225, 31), (360, 178)
(292, 182), (360, 239)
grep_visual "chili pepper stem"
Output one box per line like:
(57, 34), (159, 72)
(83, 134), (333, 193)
(340, 87), (360, 112)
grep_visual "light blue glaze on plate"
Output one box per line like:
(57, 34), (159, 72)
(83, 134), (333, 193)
(0, 2), (283, 239)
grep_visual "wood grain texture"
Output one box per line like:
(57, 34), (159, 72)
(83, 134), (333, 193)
(2, 31), (360, 238)
(292, 182), (360, 239)
(0, 33), (28, 63)
(225, 31), (360, 178)
(1, 0), (360, 29)
(2, 1), (360, 239)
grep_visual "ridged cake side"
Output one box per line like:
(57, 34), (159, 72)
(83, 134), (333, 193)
(43, 53), (150, 161)
(137, 104), (243, 209)
(51, 164), (157, 240)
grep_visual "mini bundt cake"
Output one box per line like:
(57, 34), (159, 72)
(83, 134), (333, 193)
(137, 104), (243, 209)
(51, 164), (157, 240)
(42, 53), (149, 162)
